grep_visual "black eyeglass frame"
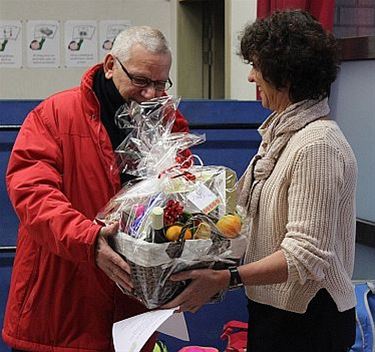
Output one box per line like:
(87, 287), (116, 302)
(114, 56), (173, 91)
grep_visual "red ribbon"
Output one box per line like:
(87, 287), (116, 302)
(158, 155), (196, 182)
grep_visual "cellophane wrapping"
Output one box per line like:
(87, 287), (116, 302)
(96, 96), (247, 309)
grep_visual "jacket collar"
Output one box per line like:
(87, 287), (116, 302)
(80, 63), (103, 119)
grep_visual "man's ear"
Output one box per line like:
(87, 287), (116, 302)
(103, 54), (115, 79)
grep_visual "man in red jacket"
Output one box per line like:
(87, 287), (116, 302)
(3, 26), (189, 352)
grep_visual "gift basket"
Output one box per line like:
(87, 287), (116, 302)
(97, 96), (247, 309)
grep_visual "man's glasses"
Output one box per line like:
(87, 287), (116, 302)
(115, 57), (173, 91)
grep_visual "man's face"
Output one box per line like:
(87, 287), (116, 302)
(104, 44), (172, 103)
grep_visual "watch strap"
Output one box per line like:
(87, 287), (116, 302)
(228, 266), (243, 290)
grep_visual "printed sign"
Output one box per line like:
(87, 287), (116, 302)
(0, 20), (22, 68)
(99, 20), (131, 60)
(65, 20), (98, 67)
(26, 20), (60, 68)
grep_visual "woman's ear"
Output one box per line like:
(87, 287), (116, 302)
(103, 54), (115, 79)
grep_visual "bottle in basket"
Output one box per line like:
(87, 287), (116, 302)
(149, 206), (167, 243)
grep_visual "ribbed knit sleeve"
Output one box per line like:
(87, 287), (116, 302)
(281, 142), (345, 284)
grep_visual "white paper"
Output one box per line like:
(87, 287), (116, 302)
(64, 20), (98, 67)
(157, 312), (190, 341)
(99, 20), (131, 61)
(26, 20), (60, 68)
(113, 308), (189, 352)
(187, 182), (221, 214)
(0, 20), (22, 68)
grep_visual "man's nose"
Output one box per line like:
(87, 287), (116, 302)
(141, 84), (159, 100)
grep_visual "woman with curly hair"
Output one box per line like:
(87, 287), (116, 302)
(164, 9), (357, 352)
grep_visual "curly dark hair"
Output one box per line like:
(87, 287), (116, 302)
(240, 9), (340, 102)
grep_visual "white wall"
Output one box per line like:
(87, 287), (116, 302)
(0, 0), (259, 101)
(0, 0), (178, 99)
(330, 60), (375, 222)
(225, 0), (257, 100)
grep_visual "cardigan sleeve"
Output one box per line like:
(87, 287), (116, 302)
(280, 141), (345, 284)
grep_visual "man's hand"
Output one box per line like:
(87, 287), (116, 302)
(95, 222), (133, 292)
(162, 268), (230, 313)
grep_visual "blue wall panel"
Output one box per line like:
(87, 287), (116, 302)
(0, 99), (268, 351)
(1, 131), (20, 248)
(179, 99), (267, 125)
(190, 129), (260, 176)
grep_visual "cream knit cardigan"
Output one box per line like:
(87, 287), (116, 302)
(239, 99), (357, 313)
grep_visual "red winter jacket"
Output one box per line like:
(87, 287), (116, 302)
(3, 64), (190, 352)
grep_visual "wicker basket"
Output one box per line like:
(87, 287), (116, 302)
(112, 230), (247, 309)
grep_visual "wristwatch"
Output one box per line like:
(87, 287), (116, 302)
(228, 266), (243, 290)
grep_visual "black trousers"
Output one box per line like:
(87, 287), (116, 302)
(247, 289), (356, 352)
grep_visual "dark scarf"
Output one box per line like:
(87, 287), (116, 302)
(93, 68), (136, 184)
(93, 67), (129, 149)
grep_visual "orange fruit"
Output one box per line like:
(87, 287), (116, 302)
(216, 214), (242, 238)
(165, 225), (192, 241)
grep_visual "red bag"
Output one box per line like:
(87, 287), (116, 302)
(220, 320), (248, 352)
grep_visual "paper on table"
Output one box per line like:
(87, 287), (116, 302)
(113, 308), (190, 352)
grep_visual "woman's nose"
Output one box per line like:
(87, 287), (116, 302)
(248, 68), (256, 83)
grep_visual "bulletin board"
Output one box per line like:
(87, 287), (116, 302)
(0, 0), (178, 99)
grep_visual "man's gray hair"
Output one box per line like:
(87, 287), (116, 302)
(111, 26), (171, 62)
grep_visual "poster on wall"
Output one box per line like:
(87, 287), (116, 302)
(0, 20), (22, 68)
(65, 20), (98, 67)
(99, 20), (131, 60)
(26, 20), (60, 68)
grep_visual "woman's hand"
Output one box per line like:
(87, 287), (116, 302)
(162, 268), (230, 313)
